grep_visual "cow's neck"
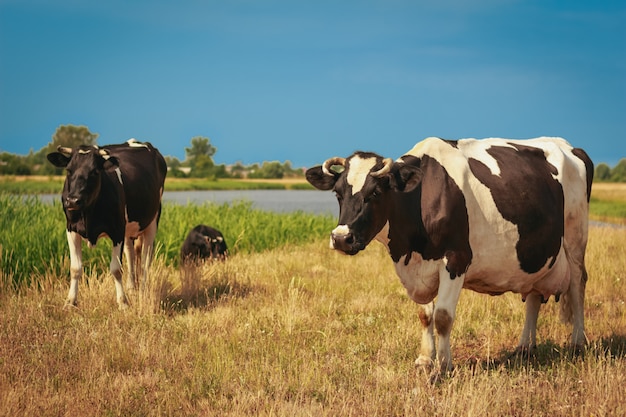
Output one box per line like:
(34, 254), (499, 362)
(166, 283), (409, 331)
(381, 190), (428, 264)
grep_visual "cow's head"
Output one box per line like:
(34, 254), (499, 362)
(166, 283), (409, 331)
(306, 151), (422, 255)
(47, 145), (119, 212)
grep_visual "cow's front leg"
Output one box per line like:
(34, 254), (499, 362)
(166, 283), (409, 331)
(415, 302), (435, 369)
(111, 242), (129, 309)
(65, 231), (83, 308)
(434, 269), (465, 373)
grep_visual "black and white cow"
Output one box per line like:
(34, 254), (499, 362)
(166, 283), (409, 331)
(306, 137), (593, 372)
(47, 139), (167, 308)
(180, 224), (229, 264)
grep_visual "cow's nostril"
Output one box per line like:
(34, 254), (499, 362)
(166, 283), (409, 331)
(332, 232), (354, 250)
(65, 197), (80, 208)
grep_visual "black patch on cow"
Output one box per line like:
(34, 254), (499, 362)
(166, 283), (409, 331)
(440, 139), (459, 149)
(468, 143), (564, 274)
(387, 155), (472, 279)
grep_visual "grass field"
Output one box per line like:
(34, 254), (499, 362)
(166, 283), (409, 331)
(0, 183), (625, 416)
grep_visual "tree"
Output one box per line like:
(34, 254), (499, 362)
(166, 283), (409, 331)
(248, 161), (284, 179)
(38, 125), (99, 175)
(189, 154), (215, 178)
(594, 163), (611, 181)
(164, 155), (187, 178)
(610, 158), (626, 182)
(185, 136), (216, 164)
(47, 125), (98, 151)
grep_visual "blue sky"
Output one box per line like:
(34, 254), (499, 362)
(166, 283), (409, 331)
(1, 0), (624, 167)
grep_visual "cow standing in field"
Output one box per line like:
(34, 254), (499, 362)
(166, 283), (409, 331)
(306, 137), (593, 373)
(180, 225), (229, 264)
(47, 139), (167, 308)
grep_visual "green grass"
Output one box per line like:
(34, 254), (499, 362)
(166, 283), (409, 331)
(0, 194), (336, 287)
(589, 196), (626, 222)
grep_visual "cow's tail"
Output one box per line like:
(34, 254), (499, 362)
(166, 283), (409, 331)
(559, 147), (592, 345)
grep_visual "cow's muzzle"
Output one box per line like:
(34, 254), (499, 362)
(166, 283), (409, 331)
(330, 225), (364, 255)
(64, 196), (82, 211)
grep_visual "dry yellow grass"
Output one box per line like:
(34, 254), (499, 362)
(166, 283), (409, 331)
(1, 226), (625, 416)
(591, 182), (626, 202)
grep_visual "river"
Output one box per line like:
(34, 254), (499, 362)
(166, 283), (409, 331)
(40, 189), (340, 216)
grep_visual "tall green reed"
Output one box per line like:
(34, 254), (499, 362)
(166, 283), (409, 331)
(0, 194), (337, 287)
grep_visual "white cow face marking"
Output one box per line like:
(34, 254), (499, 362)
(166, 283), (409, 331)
(346, 156), (378, 195)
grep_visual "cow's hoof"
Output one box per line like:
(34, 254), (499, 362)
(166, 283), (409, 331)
(511, 345), (537, 357)
(63, 301), (78, 311)
(415, 356), (434, 370)
(117, 298), (131, 310)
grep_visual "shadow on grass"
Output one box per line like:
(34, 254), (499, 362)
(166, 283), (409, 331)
(473, 334), (626, 372)
(159, 264), (258, 314)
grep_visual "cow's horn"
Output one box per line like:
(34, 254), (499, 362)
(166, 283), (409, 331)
(322, 157), (346, 176)
(371, 158), (393, 177)
(57, 146), (73, 156)
(98, 149), (111, 160)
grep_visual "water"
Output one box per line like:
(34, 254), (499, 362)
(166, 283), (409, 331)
(40, 190), (339, 216)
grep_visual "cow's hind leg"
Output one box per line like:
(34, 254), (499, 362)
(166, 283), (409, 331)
(561, 260), (587, 348)
(124, 236), (138, 291)
(139, 216), (159, 289)
(111, 242), (129, 309)
(65, 231), (83, 308)
(517, 292), (542, 351)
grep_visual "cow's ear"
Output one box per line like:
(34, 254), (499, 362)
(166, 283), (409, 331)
(47, 152), (71, 168)
(389, 163), (423, 193)
(306, 165), (338, 191)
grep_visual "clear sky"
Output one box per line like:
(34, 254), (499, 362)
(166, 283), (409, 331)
(1, 0), (624, 168)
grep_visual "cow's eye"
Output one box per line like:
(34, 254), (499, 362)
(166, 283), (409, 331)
(365, 190), (380, 203)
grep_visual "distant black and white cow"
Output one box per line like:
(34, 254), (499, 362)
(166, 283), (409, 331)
(180, 225), (228, 264)
(306, 137), (593, 372)
(47, 139), (167, 308)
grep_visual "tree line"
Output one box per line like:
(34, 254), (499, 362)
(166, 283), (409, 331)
(1, 124), (625, 181)
(0, 125), (305, 179)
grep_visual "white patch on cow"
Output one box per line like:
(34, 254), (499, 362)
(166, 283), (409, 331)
(456, 138), (518, 176)
(332, 224), (350, 236)
(347, 156), (377, 195)
(127, 138), (148, 148)
(115, 167), (123, 185)
(78, 149), (92, 154)
(394, 253), (441, 304)
(330, 224), (350, 249)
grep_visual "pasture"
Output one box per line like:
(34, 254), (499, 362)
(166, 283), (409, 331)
(0, 189), (625, 416)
